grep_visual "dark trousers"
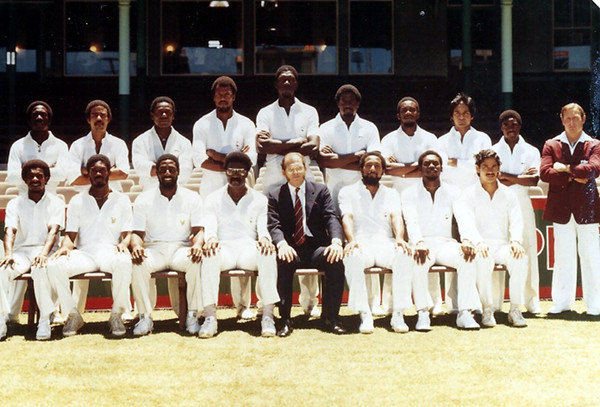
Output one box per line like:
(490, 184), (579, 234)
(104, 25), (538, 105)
(276, 238), (344, 323)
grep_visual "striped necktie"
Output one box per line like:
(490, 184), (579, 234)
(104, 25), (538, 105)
(293, 187), (306, 246)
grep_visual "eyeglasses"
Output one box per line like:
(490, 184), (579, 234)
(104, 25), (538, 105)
(226, 168), (248, 177)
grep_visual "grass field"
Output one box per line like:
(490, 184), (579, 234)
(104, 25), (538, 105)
(1, 300), (600, 406)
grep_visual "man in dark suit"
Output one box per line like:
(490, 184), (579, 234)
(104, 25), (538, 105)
(267, 152), (345, 336)
(540, 102), (600, 315)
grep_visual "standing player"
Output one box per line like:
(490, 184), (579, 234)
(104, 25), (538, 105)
(436, 93), (492, 313)
(256, 65), (321, 317)
(192, 76), (257, 319)
(492, 110), (541, 313)
(319, 84), (382, 315)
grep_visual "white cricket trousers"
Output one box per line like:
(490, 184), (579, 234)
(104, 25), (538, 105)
(343, 236), (401, 314)
(552, 216), (600, 312)
(0, 246), (56, 320)
(397, 238), (479, 312)
(200, 240), (279, 308)
(475, 240), (527, 311)
(48, 245), (132, 314)
(131, 242), (202, 316)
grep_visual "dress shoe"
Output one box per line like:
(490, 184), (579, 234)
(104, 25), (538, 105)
(322, 319), (346, 335)
(276, 320), (293, 337)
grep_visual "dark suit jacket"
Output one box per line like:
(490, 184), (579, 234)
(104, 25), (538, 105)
(267, 180), (343, 247)
(540, 136), (600, 224)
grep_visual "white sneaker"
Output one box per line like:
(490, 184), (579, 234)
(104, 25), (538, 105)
(548, 305), (571, 314)
(109, 312), (126, 337)
(415, 309), (431, 332)
(390, 311), (408, 333)
(508, 308), (527, 327)
(456, 310), (480, 330)
(261, 316), (276, 337)
(237, 308), (255, 320)
(186, 311), (200, 335)
(36, 318), (51, 341)
(359, 311), (374, 334)
(121, 312), (135, 322)
(431, 302), (445, 317)
(133, 315), (154, 336)
(305, 305), (321, 318)
(587, 308), (600, 316)
(0, 318), (7, 340)
(371, 304), (387, 317)
(198, 316), (218, 338)
(49, 312), (65, 325)
(481, 309), (496, 327)
(63, 311), (84, 337)
(526, 299), (541, 314)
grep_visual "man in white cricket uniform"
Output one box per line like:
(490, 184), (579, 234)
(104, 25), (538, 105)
(48, 154), (133, 337)
(0, 160), (64, 340)
(339, 151), (413, 334)
(400, 151), (481, 330)
(319, 84), (382, 315)
(319, 84), (381, 207)
(66, 99), (130, 192)
(193, 76), (257, 319)
(200, 152), (279, 338)
(381, 96), (438, 193)
(380, 96), (439, 314)
(130, 154), (204, 336)
(64, 100), (131, 315)
(435, 93), (492, 313)
(132, 96), (193, 317)
(132, 96), (193, 190)
(7, 101), (68, 194)
(256, 65), (321, 316)
(492, 110), (541, 314)
(454, 149), (528, 328)
(6, 101), (68, 322)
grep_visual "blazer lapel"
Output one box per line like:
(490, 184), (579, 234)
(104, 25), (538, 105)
(305, 181), (316, 220)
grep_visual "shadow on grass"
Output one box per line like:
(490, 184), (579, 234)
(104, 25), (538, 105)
(544, 310), (600, 322)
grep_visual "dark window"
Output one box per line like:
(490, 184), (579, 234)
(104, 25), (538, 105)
(65, 1), (137, 75)
(162, 1), (243, 75)
(553, 0), (591, 70)
(255, 0), (337, 74)
(349, 1), (392, 74)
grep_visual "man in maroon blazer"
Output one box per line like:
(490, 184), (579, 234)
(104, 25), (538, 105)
(540, 103), (600, 315)
(267, 152), (346, 336)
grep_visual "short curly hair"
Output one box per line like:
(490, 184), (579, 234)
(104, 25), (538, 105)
(21, 159), (51, 181)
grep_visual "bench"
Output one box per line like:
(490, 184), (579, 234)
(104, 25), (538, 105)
(17, 270), (188, 331)
(365, 264), (507, 274)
